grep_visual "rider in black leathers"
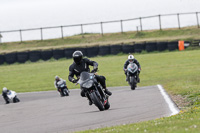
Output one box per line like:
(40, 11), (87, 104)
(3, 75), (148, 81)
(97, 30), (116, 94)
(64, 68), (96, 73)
(123, 54), (141, 82)
(68, 50), (112, 105)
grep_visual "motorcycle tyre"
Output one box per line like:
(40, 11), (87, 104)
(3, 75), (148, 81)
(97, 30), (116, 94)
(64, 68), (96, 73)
(104, 100), (110, 110)
(63, 89), (69, 96)
(13, 97), (20, 103)
(90, 91), (105, 111)
(130, 76), (137, 90)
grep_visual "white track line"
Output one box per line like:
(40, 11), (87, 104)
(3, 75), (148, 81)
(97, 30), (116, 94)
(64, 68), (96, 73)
(157, 84), (180, 116)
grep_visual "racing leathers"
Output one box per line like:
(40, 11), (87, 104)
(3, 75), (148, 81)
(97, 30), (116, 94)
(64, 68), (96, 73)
(68, 58), (112, 104)
(2, 90), (10, 104)
(123, 59), (141, 82)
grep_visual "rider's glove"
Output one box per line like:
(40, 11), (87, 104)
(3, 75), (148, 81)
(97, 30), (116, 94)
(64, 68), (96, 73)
(138, 68), (141, 71)
(72, 79), (78, 83)
(93, 65), (98, 72)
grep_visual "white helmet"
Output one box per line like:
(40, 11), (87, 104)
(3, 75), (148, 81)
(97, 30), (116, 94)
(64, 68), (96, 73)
(128, 55), (134, 61)
(3, 87), (7, 92)
(55, 75), (60, 81)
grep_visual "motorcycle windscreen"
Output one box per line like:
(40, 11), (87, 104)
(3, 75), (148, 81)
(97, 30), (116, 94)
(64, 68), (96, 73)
(127, 63), (138, 74)
(78, 72), (94, 85)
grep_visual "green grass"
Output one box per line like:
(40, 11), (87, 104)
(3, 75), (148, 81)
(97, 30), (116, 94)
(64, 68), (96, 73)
(1, 26), (200, 53)
(78, 107), (200, 133)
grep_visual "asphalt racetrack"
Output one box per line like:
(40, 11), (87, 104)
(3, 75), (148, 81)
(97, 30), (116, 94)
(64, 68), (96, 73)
(0, 85), (179, 133)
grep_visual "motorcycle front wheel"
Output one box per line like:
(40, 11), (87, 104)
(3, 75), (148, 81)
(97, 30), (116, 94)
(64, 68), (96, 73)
(90, 91), (105, 111)
(63, 89), (69, 96)
(130, 76), (137, 90)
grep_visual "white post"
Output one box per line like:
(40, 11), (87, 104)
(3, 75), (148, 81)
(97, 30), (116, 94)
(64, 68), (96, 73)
(0, 33), (2, 43)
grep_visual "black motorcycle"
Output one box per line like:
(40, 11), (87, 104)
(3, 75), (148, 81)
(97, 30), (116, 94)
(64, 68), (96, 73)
(127, 63), (139, 90)
(77, 71), (110, 111)
(57, 80), (69, 96)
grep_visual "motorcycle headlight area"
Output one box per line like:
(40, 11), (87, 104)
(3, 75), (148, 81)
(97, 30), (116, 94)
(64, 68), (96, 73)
(82, 80), (93, 88)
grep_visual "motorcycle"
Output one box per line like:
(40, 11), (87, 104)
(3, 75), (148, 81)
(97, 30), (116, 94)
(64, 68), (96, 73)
(77, 71), (110, 111)
(127, 63), (139, 90)
(7, 90), (20, 103)
(57, 80), (69, 97)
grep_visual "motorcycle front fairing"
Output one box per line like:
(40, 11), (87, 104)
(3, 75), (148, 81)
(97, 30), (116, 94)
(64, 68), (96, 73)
(127, 63), (138, 76)
(127, 63), (138, 85)
(57, 80), (66, 88)
(7, 90), (17, 102)
(78, 72), (104, 100)
(78, 72), (97, 90)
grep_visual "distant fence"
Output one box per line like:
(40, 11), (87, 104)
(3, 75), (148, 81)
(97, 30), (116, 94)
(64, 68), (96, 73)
(1, 40), (200, 65)
(0, 11), (200, 43)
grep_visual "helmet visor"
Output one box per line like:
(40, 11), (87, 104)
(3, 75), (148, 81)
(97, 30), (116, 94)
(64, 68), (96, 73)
(74, 56), (82, 64)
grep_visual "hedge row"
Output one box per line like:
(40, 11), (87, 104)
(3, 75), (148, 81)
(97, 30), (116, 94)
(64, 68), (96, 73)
(0, 41), (180, 65)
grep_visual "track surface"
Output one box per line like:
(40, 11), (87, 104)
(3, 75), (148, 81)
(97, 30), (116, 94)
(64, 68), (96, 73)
(0, 86), (178, 133)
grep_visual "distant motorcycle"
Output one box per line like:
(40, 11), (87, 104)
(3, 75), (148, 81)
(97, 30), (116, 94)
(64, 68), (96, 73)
(7, 90), (20, 103)
(57, 80), (69, 97)
(127, 63), (139, 90)
(77, 71), (110, 111)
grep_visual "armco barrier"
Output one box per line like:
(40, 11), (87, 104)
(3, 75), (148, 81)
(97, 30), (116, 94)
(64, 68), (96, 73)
(64, 48), (76, 58)
(86, 46), (99, 57)
(168, 41), (178, 51)
(53, 49), (64, 60)
(157, 42), (168, 51)
(145, 42), (157, 52)
(4, 52), (17, 64)
(98, 45), (110, 56)
(122, 44), (135, 54)
(41, 50), (53, 61)
(76, 47), (87, 57)
(17, 51), (29, 63)
(0, 54), (5, 65)
(110, 45), (122, 55)
(0, 40), (192, 65)
(29, 50), (41, 62)
(134, 42), (146, 53)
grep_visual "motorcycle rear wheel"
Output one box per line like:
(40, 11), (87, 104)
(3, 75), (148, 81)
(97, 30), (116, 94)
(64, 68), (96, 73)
(104, 100), (110, 110)
(13, 97), (20, 103)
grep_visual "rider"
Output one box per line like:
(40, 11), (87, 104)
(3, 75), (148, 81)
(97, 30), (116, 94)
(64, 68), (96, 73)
(123, 54), (141, 82)
(68, 50), (112, 105)
(54, 75), (69, 96)
(2, 87), (10, 104)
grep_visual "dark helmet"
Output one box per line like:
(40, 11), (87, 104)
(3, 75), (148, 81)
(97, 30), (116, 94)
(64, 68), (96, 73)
(72, 51), (83, 65)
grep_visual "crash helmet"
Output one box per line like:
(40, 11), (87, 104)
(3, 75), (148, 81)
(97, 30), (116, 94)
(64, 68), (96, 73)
(3, 87), (7, 92)
(72, 50), (83, 65)
(128, 54), (134, 62)
(55, 75), (60, 81)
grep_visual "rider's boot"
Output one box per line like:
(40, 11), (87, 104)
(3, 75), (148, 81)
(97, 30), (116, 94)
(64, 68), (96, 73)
(104, 88), (112, 96)
(4, 97), (9, 104)
(137, 75), (140, 83)
(126, 76), (128, 81)
(89, 100), (93, 105)
(5, 99), (9, 104)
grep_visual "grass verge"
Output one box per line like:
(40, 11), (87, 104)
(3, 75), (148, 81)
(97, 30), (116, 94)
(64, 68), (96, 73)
(0, 26), (200, 53)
